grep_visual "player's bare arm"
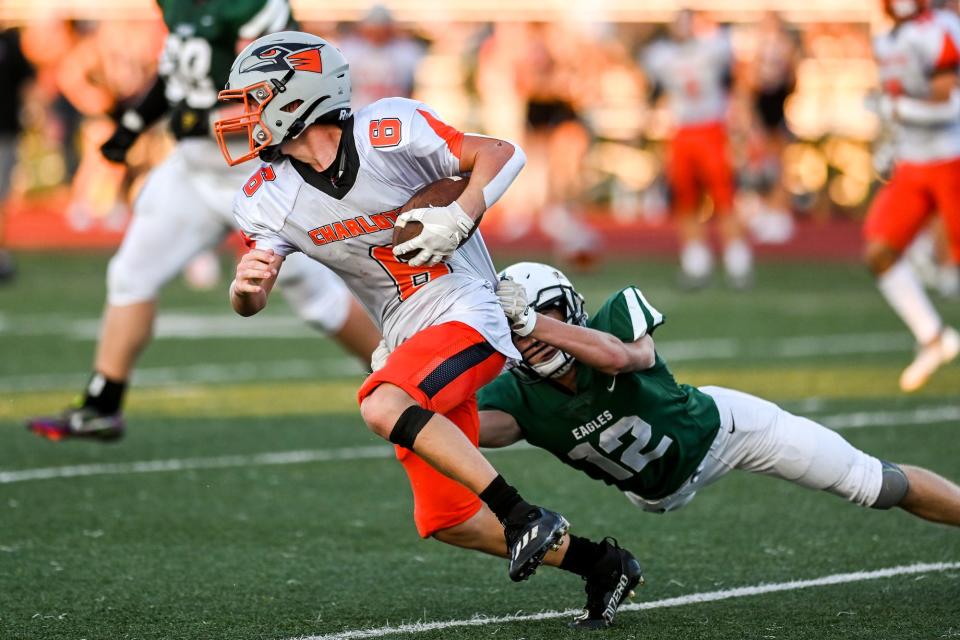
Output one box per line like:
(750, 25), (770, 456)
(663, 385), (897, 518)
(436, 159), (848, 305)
(497, 277), (656, 375)
(884, 70), (960, 124)
(392, 133), (526, 267)
(455, 135), (525, 219)
(230, 248), (282, 316)
(477, 410), (523, 448)
(524, 314), (656, 376)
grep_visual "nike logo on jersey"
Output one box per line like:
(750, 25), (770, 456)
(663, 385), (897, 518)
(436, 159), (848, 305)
(308, 210), (400, 246)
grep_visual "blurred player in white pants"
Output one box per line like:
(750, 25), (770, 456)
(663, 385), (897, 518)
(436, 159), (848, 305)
(26, 0), (379, 442)
(865, 0), (960, 392)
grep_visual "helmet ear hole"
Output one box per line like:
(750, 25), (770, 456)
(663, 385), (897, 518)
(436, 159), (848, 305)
(280, 99), (304, 113)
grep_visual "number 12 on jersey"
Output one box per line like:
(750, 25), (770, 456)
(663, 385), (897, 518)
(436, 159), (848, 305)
(370, 246), (450, 301)
(567, 415), (673, 482)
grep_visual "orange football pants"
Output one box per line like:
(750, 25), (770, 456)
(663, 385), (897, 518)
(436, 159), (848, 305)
(668, 121), (736, 215)
(357, 321), (507, 537)
(864, 157), (960, 263)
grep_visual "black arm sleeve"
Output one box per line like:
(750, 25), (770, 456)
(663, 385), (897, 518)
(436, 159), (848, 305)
(126, 75), (169, 129)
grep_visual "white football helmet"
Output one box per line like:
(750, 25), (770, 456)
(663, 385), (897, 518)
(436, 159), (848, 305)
(498, 262), (587, 381)
(215, 31), (351, 166)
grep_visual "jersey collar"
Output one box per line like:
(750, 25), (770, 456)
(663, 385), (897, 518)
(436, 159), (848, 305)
(291, 116), (359, 200)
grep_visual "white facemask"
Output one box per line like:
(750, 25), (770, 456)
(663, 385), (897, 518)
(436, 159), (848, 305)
(531, 349), (574, 378)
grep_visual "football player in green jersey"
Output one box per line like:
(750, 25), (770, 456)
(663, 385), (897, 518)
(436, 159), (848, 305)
(26, 0), (380, 442)
(478, 262), (960, 527)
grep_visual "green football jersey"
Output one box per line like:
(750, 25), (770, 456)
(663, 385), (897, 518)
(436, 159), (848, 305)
(157, 0), (289, 110)
(477, 286), (721, 500)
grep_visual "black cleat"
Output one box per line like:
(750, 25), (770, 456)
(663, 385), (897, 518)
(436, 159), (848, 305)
(504, 506), (568, 582)
(26, 407), (126, 442)
(570, 538), (644, 630)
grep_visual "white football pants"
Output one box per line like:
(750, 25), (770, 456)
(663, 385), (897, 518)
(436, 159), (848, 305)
(626, 386), (883, 513)
(105, 138), (352, 334)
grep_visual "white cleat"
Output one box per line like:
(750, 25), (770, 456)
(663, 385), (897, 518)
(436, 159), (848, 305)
(899, 326), (960, 393)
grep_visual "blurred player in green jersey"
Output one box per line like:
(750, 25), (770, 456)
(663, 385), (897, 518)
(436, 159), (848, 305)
(27, 0), (379, 442)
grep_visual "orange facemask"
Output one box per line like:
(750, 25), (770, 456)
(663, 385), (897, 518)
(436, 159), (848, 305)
(214, 81), (276, 166)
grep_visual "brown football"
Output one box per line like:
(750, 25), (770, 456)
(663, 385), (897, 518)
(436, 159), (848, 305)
(392, 177), (478, 262)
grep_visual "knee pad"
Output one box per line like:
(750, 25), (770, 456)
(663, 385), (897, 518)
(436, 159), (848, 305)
(871, 460), (910, 510)
(389, 405), (435, 450)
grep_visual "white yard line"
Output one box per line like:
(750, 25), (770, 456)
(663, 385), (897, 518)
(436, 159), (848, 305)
(2, 405), (957, 485)
(0, 358), (362, 392)
(293, 561), (960, 640)
(822, 405), (960, 429)
(0, 312), (315, 340)
(0, 446), (394, 484)
(661, 331), (911, 362)
(0, 330), (914, 392)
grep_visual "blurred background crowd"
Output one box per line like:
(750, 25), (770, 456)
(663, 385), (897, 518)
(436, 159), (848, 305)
(0, 0), (952, 285)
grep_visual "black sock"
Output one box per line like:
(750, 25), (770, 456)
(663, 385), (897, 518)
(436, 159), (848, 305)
(82, 372), (127, 415)
(559, 535), (609, 578)
(478, 475), (533, 523)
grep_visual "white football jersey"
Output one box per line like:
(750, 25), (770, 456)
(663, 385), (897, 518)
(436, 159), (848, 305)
(234, 97), (519, 358)
(644, 31), (732, 127)
(874, 10), (960, 163)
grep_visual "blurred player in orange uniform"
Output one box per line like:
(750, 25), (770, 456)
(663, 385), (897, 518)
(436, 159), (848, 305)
(644, 10), (753, 289)
(866, 0), (960, 391)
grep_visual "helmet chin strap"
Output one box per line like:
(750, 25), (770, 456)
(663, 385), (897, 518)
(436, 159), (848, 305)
(531, 350), (573, 378)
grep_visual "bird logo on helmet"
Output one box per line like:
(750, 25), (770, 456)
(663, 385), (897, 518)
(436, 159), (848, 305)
(214, 31), (351, 166)
(498, 262), (587, 383)
(240, 42), (325, 74)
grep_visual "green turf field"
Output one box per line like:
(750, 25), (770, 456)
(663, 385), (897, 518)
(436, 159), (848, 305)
(1, 252), (959, 640)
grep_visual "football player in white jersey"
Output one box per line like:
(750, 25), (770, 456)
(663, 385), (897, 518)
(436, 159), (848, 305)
(25, 0), (381, 442)
(866, 0), (960, 391)
(643, 10), (754, 289)
(217, 32), (641, 611)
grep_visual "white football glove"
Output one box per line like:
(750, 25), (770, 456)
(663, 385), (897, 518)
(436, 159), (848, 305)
(370, 339), (391, 372)
(392, 202), (475, 267)
(496, 277), (537, 337)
